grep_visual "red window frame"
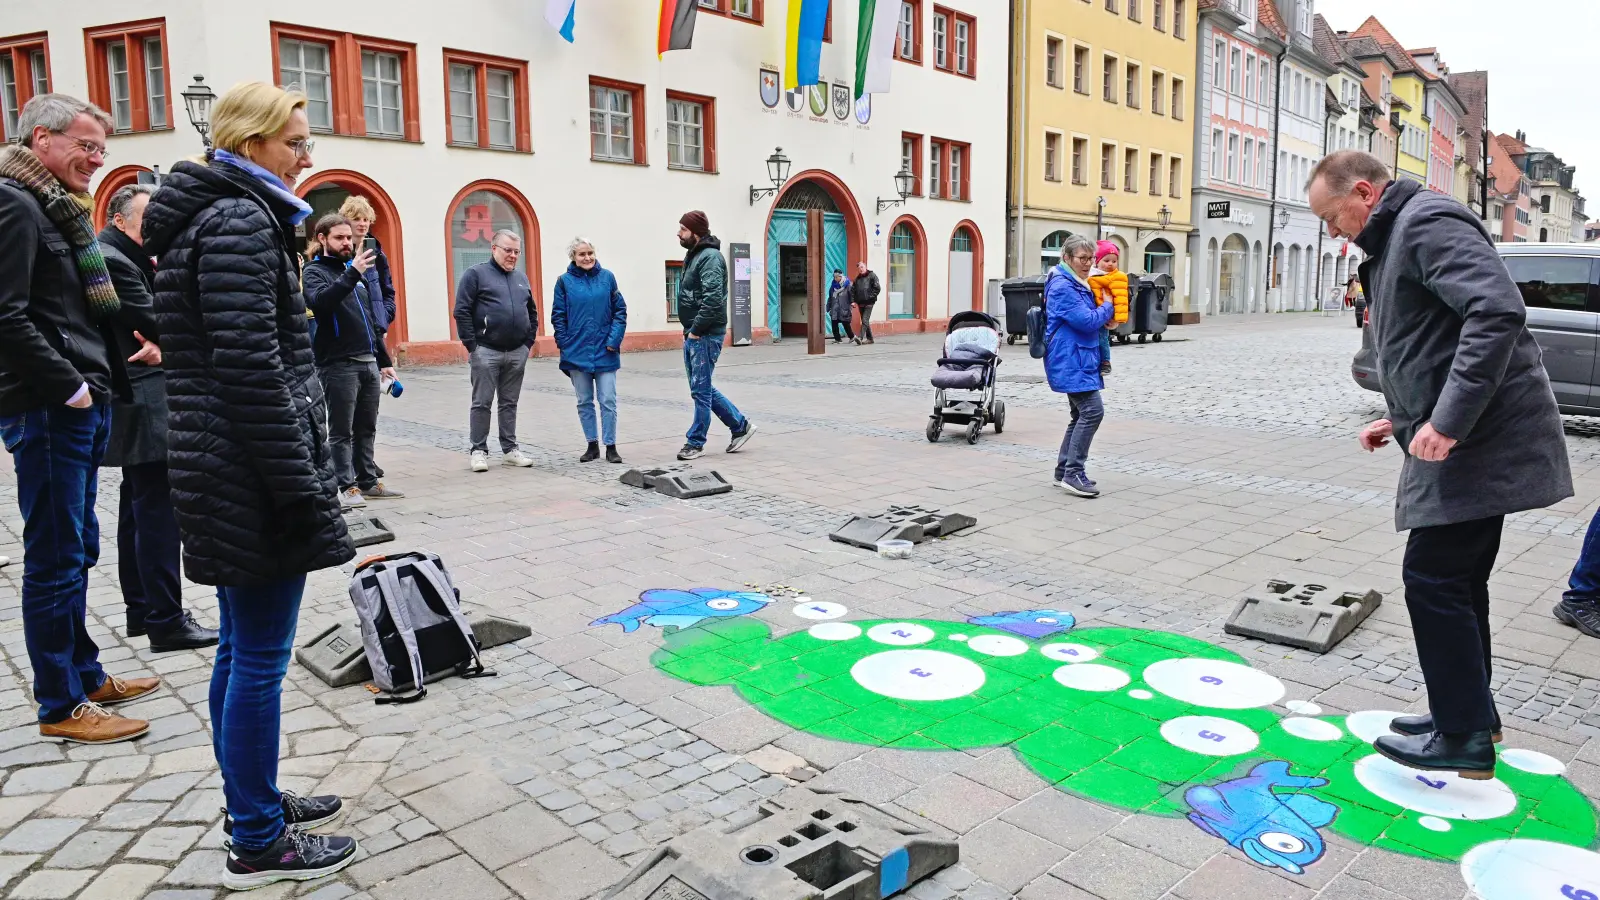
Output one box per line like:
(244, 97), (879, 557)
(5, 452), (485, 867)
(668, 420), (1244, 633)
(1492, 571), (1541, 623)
(441, 49), (530, 152)
(665, 89), (717, 173)
(0, 33), (51, 142)
(824, 0), (833, 42)
(901, 131), (924, 195)
(589, 76), (647, 166)
(269, 23), (421, 142)
(695, 0), (765, 25)
(929, 7), (975, 77)
(895, 0), (923, 65)
(929, 137), (970, 200)
(83, 18), (171, 134)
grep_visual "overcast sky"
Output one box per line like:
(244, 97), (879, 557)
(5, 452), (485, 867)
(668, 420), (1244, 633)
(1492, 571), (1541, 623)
(1316, 0), (1596, 208)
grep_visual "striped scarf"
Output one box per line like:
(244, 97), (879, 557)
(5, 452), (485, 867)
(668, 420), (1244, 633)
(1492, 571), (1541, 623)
(0, 145), (120, 320)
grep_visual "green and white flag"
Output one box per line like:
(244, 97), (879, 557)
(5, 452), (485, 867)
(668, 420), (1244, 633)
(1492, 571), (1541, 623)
(854, 0), (899, 98)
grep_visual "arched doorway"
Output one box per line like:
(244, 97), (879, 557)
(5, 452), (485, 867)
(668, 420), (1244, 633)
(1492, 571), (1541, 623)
(1041, 230), (1072, 274)
(1251, 241), (1263, 312)
(762, 170), (866, 342)
(93, 165), (152, 229)
(1219, 234), (1248, 314)
(444, 180), (541, 343)
(297, 170), (409, 347)
(1143, 238), (1175, 277)
(888, 216), (927, 320)
(948, 222), (984, 315)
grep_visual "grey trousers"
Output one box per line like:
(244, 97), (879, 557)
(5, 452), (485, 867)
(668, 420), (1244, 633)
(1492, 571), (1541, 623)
(468, 346), (528, 454)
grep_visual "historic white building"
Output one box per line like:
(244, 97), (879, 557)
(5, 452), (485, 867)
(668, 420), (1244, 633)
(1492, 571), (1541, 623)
(6, 0), (1006, 361)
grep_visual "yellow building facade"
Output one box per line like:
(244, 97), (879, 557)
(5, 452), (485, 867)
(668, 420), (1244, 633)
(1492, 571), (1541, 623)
(1008, 0), (1197, 313)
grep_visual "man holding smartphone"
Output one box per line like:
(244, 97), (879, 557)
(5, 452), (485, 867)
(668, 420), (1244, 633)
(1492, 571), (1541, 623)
(302, 213), (403, 507)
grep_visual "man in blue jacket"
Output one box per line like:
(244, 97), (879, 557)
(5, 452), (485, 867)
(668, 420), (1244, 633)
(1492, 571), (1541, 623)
(453, 229), (538, 472)
(674, 211), (756, 461)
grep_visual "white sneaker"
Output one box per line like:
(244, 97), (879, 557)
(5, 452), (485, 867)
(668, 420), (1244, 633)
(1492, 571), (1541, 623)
(502, 449), (534, 468)
(470, 450), (489, 473)
(339, 487), (366, 509)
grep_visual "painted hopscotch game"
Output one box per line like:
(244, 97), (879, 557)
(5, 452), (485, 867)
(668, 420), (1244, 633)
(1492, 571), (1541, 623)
(590, 589), (1600, 897)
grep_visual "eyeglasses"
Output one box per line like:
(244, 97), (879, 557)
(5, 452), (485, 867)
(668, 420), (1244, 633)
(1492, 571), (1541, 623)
(493, 246), (521, 255)
(52, 132), (109, 159)
(286, 138), (315, 158)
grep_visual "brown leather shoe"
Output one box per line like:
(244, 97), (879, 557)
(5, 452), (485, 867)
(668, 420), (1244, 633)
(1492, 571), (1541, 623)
(39, 702), (149, 744)
(86, 675), (162, 706)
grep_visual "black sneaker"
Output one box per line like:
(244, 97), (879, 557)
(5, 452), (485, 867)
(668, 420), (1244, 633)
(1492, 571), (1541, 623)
(677, 444), (703, 461)
(1556, 599), (1600, 639)
(222, 791), (344, 847)
(223, 826), (357, 891)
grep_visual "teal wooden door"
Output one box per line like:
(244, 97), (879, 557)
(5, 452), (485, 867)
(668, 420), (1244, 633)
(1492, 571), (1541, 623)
(766, 210), (847, 338)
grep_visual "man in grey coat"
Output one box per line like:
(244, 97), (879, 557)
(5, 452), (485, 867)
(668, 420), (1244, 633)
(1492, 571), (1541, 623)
(1310, 150), (1574, 779)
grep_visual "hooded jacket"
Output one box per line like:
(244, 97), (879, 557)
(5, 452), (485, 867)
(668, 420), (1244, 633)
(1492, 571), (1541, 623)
(97, 223), (167, 467)
(552, 260), (627, 373)
(141, 157), (353, 586)
(828, 277), (853, 322)
(302, 254), (393, 368)
(1356, 178), (1573, 530)
(1087, 267), (1130, 325)
(361, 236), (396, 331)
(1043, 264), (1113, 394)
(676, 235), (727, 337)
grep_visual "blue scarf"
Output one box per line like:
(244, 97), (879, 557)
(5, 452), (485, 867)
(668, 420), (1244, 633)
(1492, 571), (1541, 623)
(212, 148), (312, 226)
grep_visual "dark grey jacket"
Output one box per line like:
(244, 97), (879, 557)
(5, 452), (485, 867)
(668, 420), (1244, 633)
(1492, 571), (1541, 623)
(453, 260), (537, 353)
(1356, 179), (1573, 531)
(98, 224), (167, 468)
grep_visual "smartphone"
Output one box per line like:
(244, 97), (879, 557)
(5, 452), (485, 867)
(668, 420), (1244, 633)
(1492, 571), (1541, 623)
(362, 237), (377, 254)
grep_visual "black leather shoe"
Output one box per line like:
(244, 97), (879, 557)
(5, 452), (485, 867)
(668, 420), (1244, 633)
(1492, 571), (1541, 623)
(126, 620), (146, 639)
(605, 445), (623, 464)
(1373, 731), (1496, 780)
(1390, 712), (1502, 743)
(579, 442), (600, 463)
(148, 613), (220, 653)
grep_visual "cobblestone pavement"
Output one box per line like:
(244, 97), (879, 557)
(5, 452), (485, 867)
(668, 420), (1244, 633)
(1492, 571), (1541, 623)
(1, 314), (1599, 899)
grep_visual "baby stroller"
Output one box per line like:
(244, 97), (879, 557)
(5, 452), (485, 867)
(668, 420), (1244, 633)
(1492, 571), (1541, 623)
(927, 310), (1006, 444)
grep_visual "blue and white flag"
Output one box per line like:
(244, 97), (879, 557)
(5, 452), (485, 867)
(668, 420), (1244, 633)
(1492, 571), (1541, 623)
(545, 0), (576, 41)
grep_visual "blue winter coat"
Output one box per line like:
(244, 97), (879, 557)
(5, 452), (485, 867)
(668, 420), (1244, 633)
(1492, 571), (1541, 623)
(1043, 264), (1113, 394)
(552, 261), (627, 373)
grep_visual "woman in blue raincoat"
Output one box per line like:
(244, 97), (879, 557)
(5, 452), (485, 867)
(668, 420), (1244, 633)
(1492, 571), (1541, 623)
(552, 238), (628, 462)
(1044, 233), (1114, 497)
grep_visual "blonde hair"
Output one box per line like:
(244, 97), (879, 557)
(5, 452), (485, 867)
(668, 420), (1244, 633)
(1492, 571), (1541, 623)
(340, 195), (376, 222)
(211, 82), (308, 159)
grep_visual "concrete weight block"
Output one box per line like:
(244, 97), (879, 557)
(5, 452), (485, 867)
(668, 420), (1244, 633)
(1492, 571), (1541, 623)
(654, 470), (733, 499)
(295, 611), (534, 688)
(344, 515), (395, 548)
(1223, 576), (1382, 653)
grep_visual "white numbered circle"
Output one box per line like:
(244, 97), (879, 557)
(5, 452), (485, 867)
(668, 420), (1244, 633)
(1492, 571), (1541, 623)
(707, 598), (741, 610)
(1285, 700), (1323, 716)
(851, 650), (986, 701)
(1281, 717), (1343, 742)
(1143, 658), (1286, 709)
(1040, 643), (1099, 663)
(1352, 754), (1516, 820)
(808, 622), (862, 641)
(867, 623), (936, 646)
(1500, 749), (1567, 776)
(794, 601), (848, 620)
(1419, 816), (1451, 832)
(968, 635), (1028, 657)
(1344, 710), (1411, 744)
(1461, 839), (1600, 900)
(1160, 716), (1260, 756)
(1128, 689), (1154, 700)
(948, 634), (969, 642)
(1052, 664), (1130, 693)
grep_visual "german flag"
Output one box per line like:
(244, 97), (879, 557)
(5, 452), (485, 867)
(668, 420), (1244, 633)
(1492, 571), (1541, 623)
(658, 0), (699, 56)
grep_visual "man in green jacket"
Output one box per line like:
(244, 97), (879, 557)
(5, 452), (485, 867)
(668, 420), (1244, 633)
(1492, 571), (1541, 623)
(675, 210), (756, 461)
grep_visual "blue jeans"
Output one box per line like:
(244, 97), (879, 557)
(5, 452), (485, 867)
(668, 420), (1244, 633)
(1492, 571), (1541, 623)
(1054, 390), (1104, 480)
(1565, 507), (1600, 605)
(1, 404), (110, 723)
(212, 576), (305, 851)
(1098, 329), (1112, 366)
(683, 335), (747, 448)
(571, 370), (618, 446)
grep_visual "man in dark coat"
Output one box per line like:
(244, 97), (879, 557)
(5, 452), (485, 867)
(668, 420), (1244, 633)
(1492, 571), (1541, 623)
(1310, 149), (1574, 778)
(0, 94), (160, 744)
(452, 229), (537, 473)
(827, 269), (854, 343)
(850, 260), (881, 344)
(97, 183), (218, 652)
(674, 210), (756, 461)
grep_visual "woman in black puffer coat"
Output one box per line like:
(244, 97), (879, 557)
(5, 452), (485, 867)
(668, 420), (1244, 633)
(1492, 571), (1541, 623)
(141, 82), (358, 890)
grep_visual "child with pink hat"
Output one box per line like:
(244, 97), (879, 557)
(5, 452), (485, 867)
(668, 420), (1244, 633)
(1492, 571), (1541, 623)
(1087, 241), (1129, 375)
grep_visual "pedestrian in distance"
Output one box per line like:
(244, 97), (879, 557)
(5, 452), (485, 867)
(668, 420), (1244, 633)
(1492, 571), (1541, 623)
(828, 268), (855, 343)
(0, 93), (163, 745)
(141, 81), (358, 889)
(302, 213), (403, 508)
(1087, 241), (1129, 376)
(1044, 234), (1114, 498)
(97, 183), (219, 652)
(850, 260), (881, 345)
(338, 195), (396, 484)
(675, 210), (757, 461)
(1311, 149), (1573, 780)
(453, 229), (538, 472)
(551, 237), (627, 464)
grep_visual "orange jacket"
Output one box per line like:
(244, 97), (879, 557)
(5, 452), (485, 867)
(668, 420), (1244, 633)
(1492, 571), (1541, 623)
(1088, 269), (1129, 325)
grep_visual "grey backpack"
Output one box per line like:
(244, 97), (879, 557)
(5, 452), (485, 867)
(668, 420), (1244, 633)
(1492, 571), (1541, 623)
(349, 551), (494, 704)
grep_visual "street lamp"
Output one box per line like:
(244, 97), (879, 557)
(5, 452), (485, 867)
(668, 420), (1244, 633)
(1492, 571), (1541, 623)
(1137, 204), (1172, 240)
(1276, 207), (1291, 229)
(877, 166), (915, 214)
(748, 147), (792, 205)
(180, 75), (216, 149)
(1096, 195), (1107, 240)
